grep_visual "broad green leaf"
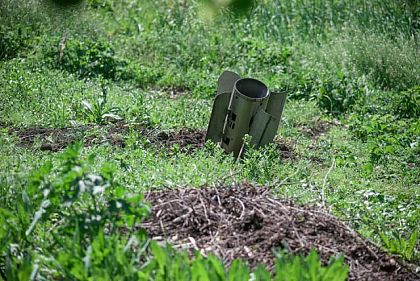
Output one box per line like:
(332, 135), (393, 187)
(253, 264), (271, 281)
(192, 257), (210, 281)
(150, 241), (166, 270)
(207, 255), (226, 281)
(228, 260), (249, 281)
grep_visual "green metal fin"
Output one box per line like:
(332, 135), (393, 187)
(258, 91), (287, 146)
(217, 71), (240, 95)
(249, 109), (272, 147)
(259, 116), (281, 146)
(265, 91), (287, 119)
(206, 71), (241, 145)
(205, 92), (231, 144)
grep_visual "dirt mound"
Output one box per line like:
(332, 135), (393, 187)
(7, 126), (81, 152)
(298, 119), (332, 139)
(4, 123), (295, 158)
(4, 123), (206, 153)
(273, 138), (296, 160)
(85, 122), (129, 148)
(5, 122), (129, 152)
(142, 185), (418, 281)
(150, 129), (295, 159)
(151, 128), (206, 153)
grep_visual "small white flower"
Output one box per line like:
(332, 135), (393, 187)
(93, 185), (105, 195)
(79, 180), (86, 193)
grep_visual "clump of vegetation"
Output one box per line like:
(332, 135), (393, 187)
(380, 230), (419, 262)
(322, 32), (418, 92)
(315, 72), (365, 115)
(0, 143), (149, 279)
(81, 84), (122, 125)
(346, 85), (419, 166)
(384, 87), (419, 119)
(0, 0), (47, 60)
(56, 37), (127, 80)
(274, 251), (348, 281)
(348, 114), (419, 164)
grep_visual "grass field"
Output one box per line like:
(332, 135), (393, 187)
(0, 0), (419, 280)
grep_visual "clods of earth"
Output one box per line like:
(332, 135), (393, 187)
(3, 123), (129, 152)
(2, 122), (295, 159)
(142, 184), (419, 281)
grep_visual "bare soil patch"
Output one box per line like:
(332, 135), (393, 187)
(142, 184), (418, 281)
(151, 128), (206, 153)
(7, 126), (82, 152)
(4, 122), (129, 152)
(85, 122), (129, 148)
(298, 119), (333, 139)
(273, 137), (296, 161)
(3, 123), (295, 159)
(3, 123), (205, 153)
(148, 129), (295, 159)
